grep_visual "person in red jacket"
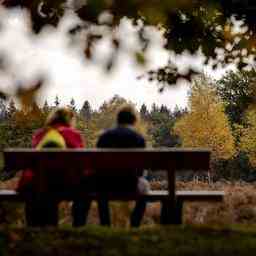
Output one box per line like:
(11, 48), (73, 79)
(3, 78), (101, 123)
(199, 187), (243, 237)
(17, 108), (85, 226)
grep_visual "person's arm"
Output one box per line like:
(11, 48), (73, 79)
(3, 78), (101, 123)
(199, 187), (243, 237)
(137, 136), (146, 177)
(96, 132), (108, 148)
(141, 138), (146, 148)
(96, 136), (103, 148)
(17, 129), (44, 192)
(32, 129), (45, 148)
(138, 135), (146, 148)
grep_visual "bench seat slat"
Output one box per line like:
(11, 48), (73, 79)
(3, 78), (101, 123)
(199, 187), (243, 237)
(0, 190), (224, 202)
(147, 190), (224, 201)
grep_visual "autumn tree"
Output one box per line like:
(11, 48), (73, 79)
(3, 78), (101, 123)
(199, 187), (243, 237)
(240, 109), (256, 167)
(0, 103), (45, 148)
(174, 77), (235, 161)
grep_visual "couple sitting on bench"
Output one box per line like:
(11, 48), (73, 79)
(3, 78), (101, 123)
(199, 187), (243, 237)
(17, 106), (150, 227)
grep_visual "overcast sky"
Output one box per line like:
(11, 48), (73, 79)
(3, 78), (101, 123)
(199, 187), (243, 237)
(0, 7), (231, 110)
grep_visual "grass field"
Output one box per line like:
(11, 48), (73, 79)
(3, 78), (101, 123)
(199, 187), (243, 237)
(1, 225), (256, 256)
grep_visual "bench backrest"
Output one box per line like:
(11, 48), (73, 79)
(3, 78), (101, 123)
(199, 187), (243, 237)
(3, 148), (210, 198)
(3, 148), (210, 170)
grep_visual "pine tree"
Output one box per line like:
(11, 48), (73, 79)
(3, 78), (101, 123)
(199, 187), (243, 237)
(54, 96), (60, 107)
(69, 98), (77, 112)
(7, 99), (17, 118)
(80, 100), (92, 120)
(140, 103), (149, 120)
(173, 105), (182, 119)
(43, 100), (50, 114)
(151, 103), (158, 114)
(0, 98), (7, 120)
(160, 105), (170, 115)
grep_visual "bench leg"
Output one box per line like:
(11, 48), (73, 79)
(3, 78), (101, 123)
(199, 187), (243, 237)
(98, 199), (111, 226)
(130, 199), (147, 227)
(0, 203), (7, 224)
(160, 199), (183, 225)
(72, 199), (92, 227)
(174, 199), (183, 225)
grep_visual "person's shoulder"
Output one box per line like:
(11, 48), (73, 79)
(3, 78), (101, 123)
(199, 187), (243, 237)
(32, 128), (47, 148)
(56, 125), (84, 148)
(58, 126), (83, 141)
(32, 128), (46, 141)
(134, 131), (145, 143)
(119, 127), (145, 144)
(98, 128), (116, 138)
(57, 125), (81, 135)
(127, 128), (145, 145)
(97, 128), (115, 147)
(126, 127), (144, 138)
(34, 127), (46, 136)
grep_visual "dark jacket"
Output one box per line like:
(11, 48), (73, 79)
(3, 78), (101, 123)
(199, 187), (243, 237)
(96, 126), (146, 193)
(97, 126), (145, 148)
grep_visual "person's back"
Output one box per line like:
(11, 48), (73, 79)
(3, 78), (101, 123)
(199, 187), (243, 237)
(17, 109), (84, 192)
(97, 126), (145, 148)
(96, 126), (145, 193)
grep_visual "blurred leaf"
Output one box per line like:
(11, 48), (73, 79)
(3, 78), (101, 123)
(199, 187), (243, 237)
(135, 51), (146, 66)
(76, 0), (109, 23)
(1, 0), (256, 86)
(84, 33), (103, 59)
(16, 78), (44, 111)
(143, 60), (200, 87)
(0, 91), (8, 100)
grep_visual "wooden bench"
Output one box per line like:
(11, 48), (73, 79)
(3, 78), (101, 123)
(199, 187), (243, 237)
(1, 148), (224, 225)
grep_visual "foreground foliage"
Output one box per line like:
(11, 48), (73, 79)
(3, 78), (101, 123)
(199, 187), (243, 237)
(1, 225), (256, 256)
(1, 0), (256, 89)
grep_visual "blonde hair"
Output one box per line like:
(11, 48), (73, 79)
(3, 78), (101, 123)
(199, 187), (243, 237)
(45, 107), (75, 127)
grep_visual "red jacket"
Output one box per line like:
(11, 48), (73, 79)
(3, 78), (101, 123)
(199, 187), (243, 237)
(17, 124), (85, 191)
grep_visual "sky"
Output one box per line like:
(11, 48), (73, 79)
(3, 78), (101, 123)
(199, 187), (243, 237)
(0, 7), (231, 111)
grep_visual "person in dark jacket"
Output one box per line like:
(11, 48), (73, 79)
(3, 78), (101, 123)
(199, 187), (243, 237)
(73, 105), (150, 227)
(98, 105), (149, 227)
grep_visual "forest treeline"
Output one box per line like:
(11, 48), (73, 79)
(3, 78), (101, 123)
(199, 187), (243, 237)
(0, 70), (256, 181)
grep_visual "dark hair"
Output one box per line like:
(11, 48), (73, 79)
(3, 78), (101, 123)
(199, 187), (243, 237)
(117, 105), (137, 125)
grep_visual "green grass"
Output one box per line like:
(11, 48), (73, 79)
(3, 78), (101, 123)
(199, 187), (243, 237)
(1, 225), (256, 256)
